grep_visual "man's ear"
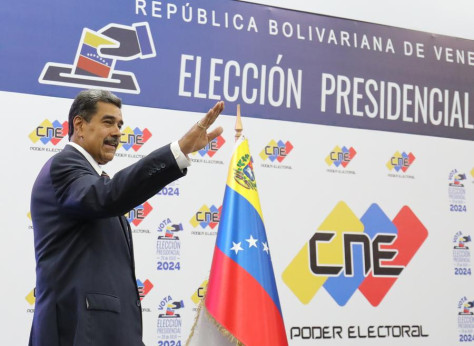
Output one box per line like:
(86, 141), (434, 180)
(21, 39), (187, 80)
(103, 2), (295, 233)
(73, 115), (84, 136)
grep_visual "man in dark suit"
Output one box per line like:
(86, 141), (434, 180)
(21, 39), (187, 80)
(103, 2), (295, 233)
(29, 89), (224, 346)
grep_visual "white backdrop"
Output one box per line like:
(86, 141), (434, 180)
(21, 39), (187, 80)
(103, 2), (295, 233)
(1, 89), (473, 345)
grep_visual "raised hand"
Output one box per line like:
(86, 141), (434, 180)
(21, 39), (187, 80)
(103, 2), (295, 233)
(178, 101), (224, 155)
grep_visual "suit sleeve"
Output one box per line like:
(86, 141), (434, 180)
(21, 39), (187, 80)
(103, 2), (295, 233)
(51, 144), (186, 218)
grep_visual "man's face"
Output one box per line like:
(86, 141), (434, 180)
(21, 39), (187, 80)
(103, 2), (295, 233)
(75, 102), (123, 165)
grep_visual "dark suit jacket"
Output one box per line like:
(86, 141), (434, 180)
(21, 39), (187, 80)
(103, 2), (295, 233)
(29, 144), (185, 346)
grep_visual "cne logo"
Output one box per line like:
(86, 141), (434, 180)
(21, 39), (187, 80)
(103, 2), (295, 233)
(193, 135), (226, 157)
(260, 139), (293, 162)
(29, 120), (68, 145)
(191, 279), (208, 305)
(282, 202), (428, 306)
(386, 151), (415, 172)
(189, 204), (221, 229)
(137, 279), (154, 300)
(125, 201), (153, 226)
(471, 168), (474, 178)
(25, 288), (36, 306)
(325, 145), (356, 168)
(118, 126), (152, 151)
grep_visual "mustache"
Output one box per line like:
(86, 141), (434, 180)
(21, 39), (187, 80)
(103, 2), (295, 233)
(104, 137), (119, 147)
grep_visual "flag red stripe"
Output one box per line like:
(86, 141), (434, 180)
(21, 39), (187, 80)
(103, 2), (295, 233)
(77, 56), (110, 78)
(205, 246), (288, 346)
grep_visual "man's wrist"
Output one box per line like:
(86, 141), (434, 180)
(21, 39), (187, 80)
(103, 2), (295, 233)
(170, 141), (191, 170)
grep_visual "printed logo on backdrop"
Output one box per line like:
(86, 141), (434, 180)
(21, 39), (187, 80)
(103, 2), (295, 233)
(39, 22), (156, 94)
(386, 151), (416, 179)
(189, 204), (222, 235)
(471, 168), (474, 184)
(458, 297), (474, 342)
(282, 201), (428, 307)
(25, 288), (36, 313)
(136, 279), (154, 312)
(325, 145), (357, 174)
(156, 218), (182, 271)
(29, 120), (68, 153)
(453, 232), (472, 276)
(260, 139), (293, 169)
(114, 126), (152, 159)
(157, 295), (183, 344)
(27, 212), (33, 230)
(190, 279), (208, 312)
(125, 201), (153, 233)
(190, 135), (225, 165)
(448, 169), (467, 213)
(157, 181), (181, 197)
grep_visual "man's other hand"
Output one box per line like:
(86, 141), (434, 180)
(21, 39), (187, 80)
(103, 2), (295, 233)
(178, 101), (224, 155)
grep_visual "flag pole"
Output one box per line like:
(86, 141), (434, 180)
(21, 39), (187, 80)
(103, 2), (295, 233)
(235, 104), (243, 142)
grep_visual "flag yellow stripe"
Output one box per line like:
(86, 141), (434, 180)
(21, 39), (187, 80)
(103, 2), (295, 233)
(226, 138), (264, 221)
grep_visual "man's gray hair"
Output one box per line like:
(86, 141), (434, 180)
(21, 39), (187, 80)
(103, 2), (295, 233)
(68, 89), (122, 140)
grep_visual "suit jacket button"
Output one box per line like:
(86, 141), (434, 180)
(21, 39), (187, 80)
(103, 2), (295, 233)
(136, 300), (141, 307)
(160, 163), (166, 168)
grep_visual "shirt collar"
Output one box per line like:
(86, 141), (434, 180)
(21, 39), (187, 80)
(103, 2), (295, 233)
(67, 142), (103, 176)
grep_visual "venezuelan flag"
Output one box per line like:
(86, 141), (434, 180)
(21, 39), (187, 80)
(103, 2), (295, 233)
(202, 136), (288, 346)
(74, 29), (116, 78)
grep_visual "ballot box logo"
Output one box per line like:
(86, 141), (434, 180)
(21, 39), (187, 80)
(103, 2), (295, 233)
(454, 232), (472, 250)
(260, 139), (293, 163)
(157, 219), (184, 240)
(453, 231), (472, 275)
(192, 135), (226, 157)
(450, 169), (467, 187)
(191, 279), (208, 307)
(156, 218), (182, 270)
(29, 120), (68, 145)
(118, 127), (152, 152)
(125, 201), (153, 226)
(458, 297), (474, 338)
(325, 145), (357, 168)
(386, 151), (416, 172)
(39, 22), (156, 94)
(137, 279), (154, 301)
(459, 297), (474, 315)
(282, 202), (428, 306)
(189, 204), (222, 229)
(157, 295), (183, 342)
(449, 169), (467, 212)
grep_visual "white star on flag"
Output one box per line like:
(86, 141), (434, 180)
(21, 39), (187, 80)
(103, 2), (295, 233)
(230, 241), (244, 254)
(246, 235), (258, 248)
(262, 242), (269, 254)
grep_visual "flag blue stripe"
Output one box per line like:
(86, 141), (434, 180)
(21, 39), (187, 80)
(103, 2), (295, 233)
(216, 186), (282, 314)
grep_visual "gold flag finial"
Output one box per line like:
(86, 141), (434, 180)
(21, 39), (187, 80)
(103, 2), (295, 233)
(235, 104), (243, 141)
